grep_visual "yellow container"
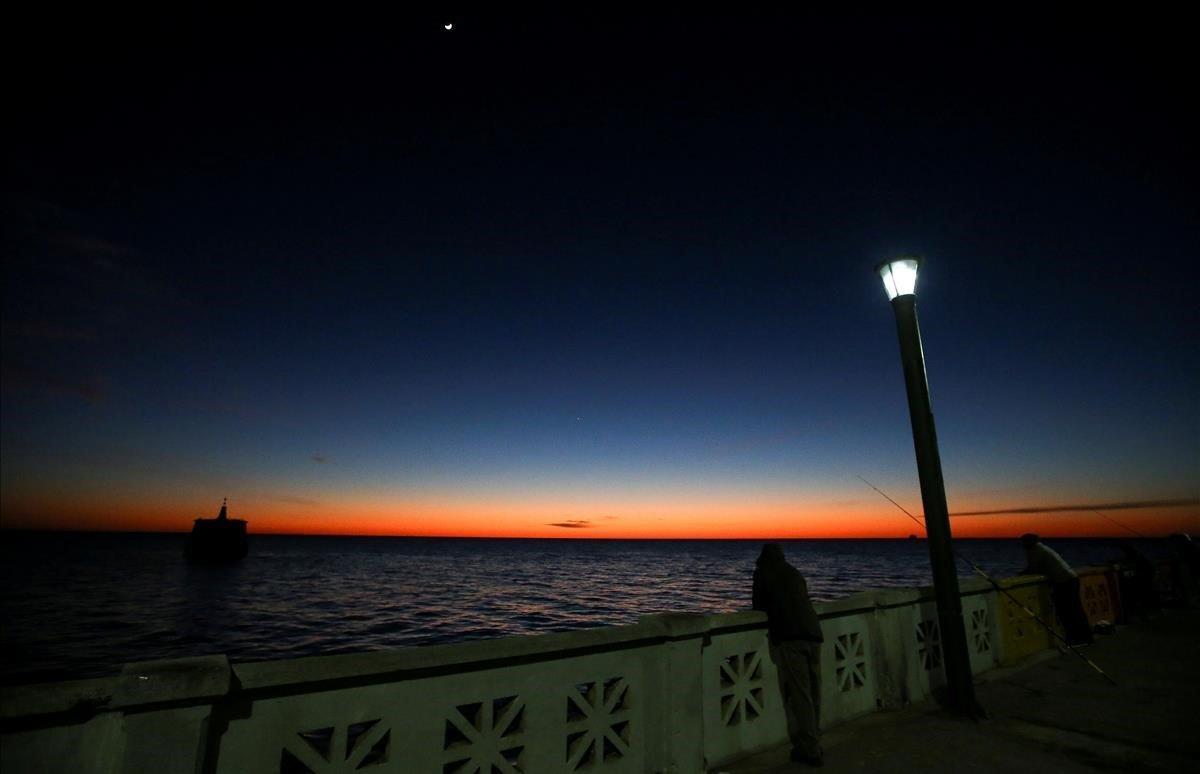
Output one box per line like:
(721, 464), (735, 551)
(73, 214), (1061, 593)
(996, 579), (1057, 664)
(1079, 569), (1119, 627)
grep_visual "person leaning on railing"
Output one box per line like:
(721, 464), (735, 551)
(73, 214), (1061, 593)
(1114, 541), (1161, 620)
(1019, 533), (1094, 646)
(752, 543), (825, 768)
(1168, 533), (1200, 607)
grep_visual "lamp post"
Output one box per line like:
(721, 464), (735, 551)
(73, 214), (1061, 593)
(876, 257), (980, 717)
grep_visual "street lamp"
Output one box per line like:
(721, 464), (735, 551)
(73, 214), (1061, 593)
(875, 256), (981, 717)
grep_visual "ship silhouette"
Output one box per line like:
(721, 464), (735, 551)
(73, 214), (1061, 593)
(185, 497), (248, 562)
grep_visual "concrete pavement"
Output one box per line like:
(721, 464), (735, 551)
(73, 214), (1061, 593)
(721, 609), (1200, 773)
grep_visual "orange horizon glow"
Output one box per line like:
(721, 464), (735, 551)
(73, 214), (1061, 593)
(3, 491), (1197, 540)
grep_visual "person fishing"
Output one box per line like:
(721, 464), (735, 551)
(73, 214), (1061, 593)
(1168, 533), (1200, 607)
(1114, 541), (1160, 620)
(752, 543), (825, 767)
(1019, 533), (1094, 646)
(859, 475), (1116, 686)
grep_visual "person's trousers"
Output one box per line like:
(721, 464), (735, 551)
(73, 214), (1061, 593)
(1051, 578), (1093, 644)
(771, 639), (822, 758)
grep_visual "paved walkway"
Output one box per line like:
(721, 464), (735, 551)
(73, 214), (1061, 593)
(721, 609), (1199, 774)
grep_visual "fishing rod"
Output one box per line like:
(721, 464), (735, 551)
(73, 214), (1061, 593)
(857, 475), (1118, 687)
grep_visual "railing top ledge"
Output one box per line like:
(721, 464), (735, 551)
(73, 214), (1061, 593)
(234, 613), (718, 693)
(997, 574), (1053, 589)
(636, 611), (713, 639)
(959, 576), (995, 594)
(0, 675), (118, 722)
(815, 590), (895, 617)
(704, 610), (767, 633)
(112, 655), (231, 709)
(813, 586), (953, 617)
(235, 611), (779, 694)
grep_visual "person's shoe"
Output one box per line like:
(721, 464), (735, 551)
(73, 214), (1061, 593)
(789, 749), (823, 767)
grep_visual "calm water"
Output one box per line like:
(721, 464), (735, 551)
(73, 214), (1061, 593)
(0, 533), (1151, 685)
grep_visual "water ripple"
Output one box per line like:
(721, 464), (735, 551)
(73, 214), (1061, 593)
(1, 533), (1136, 685)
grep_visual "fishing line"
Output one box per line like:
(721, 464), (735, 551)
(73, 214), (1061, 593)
(856, 475), (1118, 686)
(1092, 509), (1147, 540)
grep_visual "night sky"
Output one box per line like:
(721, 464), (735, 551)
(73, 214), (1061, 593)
(3, 8), (1197, 538)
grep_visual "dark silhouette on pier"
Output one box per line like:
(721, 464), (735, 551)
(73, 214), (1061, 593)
(753, 543), (824, 767)
(1019, 533), (1092, 645)
(1169, 534), (1200, 607)
(1115, 541), (1161, 621)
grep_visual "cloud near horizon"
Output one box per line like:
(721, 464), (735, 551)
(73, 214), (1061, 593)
(546, 519), (592, 529)
(951, 498), (1198, 516)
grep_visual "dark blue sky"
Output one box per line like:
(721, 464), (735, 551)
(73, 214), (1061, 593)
(3, 8), (1196, 536)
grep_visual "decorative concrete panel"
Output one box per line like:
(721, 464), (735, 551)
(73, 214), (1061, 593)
(702, 628), (787, 768)
(820, 617), (875, 724)
(916, 619), (941, 672)
(970, 610), (991, 655)
(903, 601), (944, 704)
(443, 696), (526, 773)
(834, 632), (866, 693)
(961, 594), (998, 675)
(565, 678), (631, 771)
(718, 651), (764, 726)
(280, 719), (390, 773)
(212, 648), (651, 773)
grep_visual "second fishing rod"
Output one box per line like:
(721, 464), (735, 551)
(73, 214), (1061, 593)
(857, 475), (1118, 687)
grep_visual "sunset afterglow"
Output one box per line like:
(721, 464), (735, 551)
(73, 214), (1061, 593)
(3, 10), (1196, 542)
(2, 485), (1196, 540)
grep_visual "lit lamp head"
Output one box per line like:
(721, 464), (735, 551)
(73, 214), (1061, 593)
(876, 257), (921, 301)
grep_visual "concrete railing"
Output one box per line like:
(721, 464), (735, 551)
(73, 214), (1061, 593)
(0, 568), (1128, 774)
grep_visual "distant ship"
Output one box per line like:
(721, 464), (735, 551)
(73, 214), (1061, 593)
(185, 498), (248, 562)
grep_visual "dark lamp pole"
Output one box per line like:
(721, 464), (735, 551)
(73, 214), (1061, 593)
(876, 256), (981, 717)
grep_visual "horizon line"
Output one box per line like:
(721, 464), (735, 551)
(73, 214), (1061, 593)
(0, 526), (1180, 541)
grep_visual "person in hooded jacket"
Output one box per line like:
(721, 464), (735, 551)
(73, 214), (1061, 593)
(752, 543), (824, 766)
